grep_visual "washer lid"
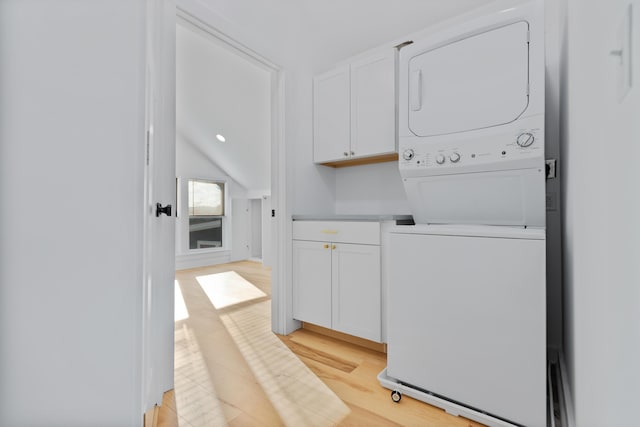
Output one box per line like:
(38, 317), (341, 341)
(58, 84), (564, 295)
(407, 21), (530, 137)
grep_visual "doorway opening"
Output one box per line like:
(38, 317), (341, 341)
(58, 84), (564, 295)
(174, 4), (287, 333)
(171, 8), (293, 423)
(175, 14), (276, 268)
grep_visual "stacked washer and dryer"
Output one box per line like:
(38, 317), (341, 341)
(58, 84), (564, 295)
(379, 1), (547, 426)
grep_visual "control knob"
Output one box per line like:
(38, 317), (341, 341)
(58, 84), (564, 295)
(449, 152), (461, 163)
(436, 154), (446, 165)
(402, 149), (415, 161)
(516, 132), (535, 147)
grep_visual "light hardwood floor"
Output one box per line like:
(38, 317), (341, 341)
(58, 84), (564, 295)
(159, 261), (485, 427)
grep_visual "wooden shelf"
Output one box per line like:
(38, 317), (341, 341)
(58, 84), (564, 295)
(319, 153), (398, 168)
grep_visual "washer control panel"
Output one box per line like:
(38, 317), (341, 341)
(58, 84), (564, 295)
(399, 127), (543, 173)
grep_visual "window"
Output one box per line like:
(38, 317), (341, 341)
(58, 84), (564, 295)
(188, 179), (225, 249)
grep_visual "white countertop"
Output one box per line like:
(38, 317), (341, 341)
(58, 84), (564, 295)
(292, 214), (413, 222)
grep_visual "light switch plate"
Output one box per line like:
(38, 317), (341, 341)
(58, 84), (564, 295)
(617, 4), (633, 101)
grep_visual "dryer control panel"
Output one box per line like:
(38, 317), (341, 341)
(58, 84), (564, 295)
(399, 120), (544, 178)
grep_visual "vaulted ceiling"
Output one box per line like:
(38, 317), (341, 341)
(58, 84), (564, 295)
(176, 23), (271, 194)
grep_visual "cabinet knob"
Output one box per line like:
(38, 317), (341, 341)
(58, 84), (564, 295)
(332, 244), (336, 250)
(350, 151), (355, 156)
(323, 244), (329, 249)
(343, 152), (349, 157)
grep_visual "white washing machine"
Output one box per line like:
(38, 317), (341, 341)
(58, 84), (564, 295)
(381, 1), (547, 426)
(385, 225), (546, 427)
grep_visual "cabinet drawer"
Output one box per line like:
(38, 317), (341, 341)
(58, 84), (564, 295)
(292, 221), (380, 245)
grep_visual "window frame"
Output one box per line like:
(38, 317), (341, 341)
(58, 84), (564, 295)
(185, 178), (228, 252)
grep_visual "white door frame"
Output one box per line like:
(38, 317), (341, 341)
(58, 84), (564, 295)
(175, 4), (289, 335)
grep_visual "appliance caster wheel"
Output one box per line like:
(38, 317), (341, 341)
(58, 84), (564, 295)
(391, 390), (402, 403)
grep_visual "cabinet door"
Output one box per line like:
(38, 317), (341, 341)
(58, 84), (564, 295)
(313, 66), (351, 163)
(350, 50), (396, 159)
(292, 240), (332, 328)
(331, 243), (381, 342)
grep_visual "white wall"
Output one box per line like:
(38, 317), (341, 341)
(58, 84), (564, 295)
(176, 22), (271, 194)
(251, 199), (263, 258)
(231, 198), (251, 261)
(335, 162), (410, 215)
(175, 134), (247, 269)
(0, 1), (148, 425)
(563, 1), (640, 425)
(262, 196), (273, 267)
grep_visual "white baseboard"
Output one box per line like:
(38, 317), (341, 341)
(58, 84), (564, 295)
(175, 250), (231, 270)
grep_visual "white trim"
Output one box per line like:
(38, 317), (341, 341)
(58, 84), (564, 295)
(271, 67), (299, 335)
(175, 8), (280, 73)
(559, 351), (576, 427)
(175, 1), (289, 334)
(176, 250), (231, 270)
(141, 0), (156, 412)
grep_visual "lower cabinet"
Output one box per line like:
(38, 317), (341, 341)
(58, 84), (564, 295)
(292, 221), (381, 342)
(292, 240), (332, 328)
(331, 243), (381, 341)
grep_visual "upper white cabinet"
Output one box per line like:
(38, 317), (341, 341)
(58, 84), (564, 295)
(313, 66), (351, 163)
(313, 50), (397, 166)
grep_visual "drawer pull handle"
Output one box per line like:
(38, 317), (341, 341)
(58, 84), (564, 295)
(321, 229), (338, 234)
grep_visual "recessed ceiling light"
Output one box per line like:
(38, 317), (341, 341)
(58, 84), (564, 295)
(216, 134), (226, 142)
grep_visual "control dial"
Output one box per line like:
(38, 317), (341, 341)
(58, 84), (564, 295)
(402, 149), (415, 161)
(516, 132), (535, 147)
(436, 154), (446, 165)
(449, 152), (461, 163)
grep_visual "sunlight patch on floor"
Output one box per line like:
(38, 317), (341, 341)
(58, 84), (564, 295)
(174, 280), (189, 322)
(174, 323), (227, 427)
(196, 271), (267, 309)
(220, 300), (351, 427)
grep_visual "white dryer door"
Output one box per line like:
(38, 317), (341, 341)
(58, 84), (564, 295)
(408, 21), (529, 136)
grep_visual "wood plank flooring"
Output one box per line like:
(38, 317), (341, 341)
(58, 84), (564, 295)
(159, 260), (486, 427)
(279, 330), (484, 427)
